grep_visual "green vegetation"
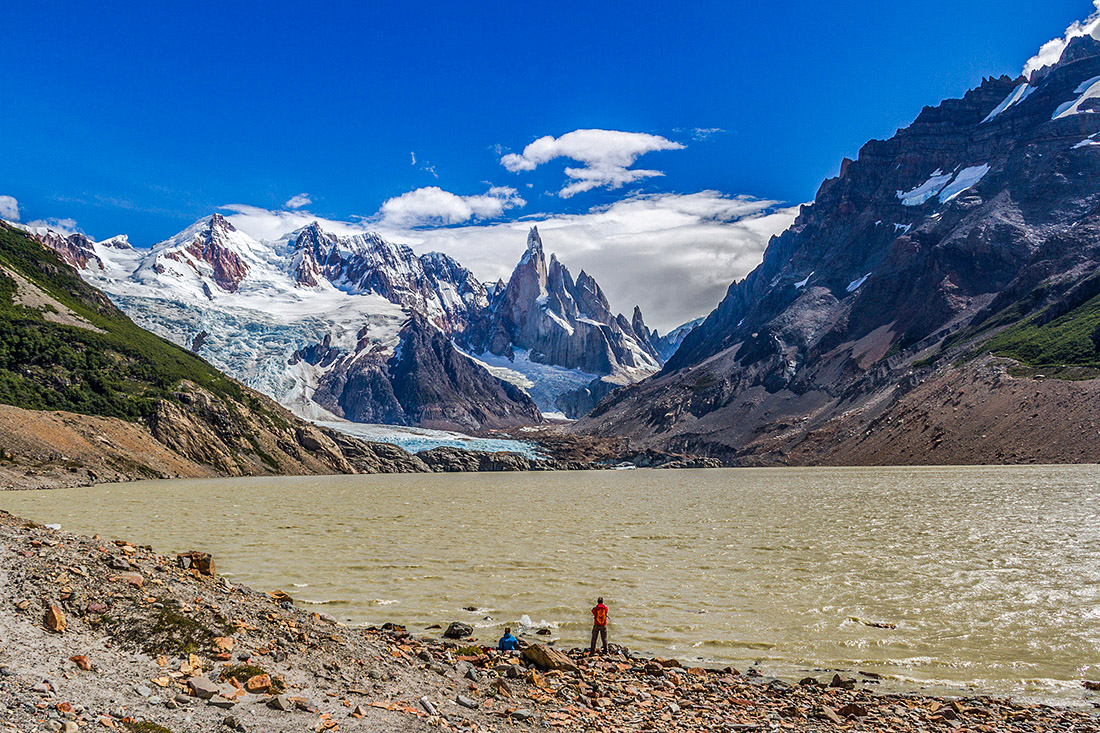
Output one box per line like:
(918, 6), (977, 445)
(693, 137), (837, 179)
(123, 723), (173, 733)
(112, 603), (229, 657)
(0, 222), (246, 421)
(985, 291), (1100, 370)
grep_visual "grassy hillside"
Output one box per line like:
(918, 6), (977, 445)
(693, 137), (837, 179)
(0, 222), (249, 421)
(983, 292), (1100, 374)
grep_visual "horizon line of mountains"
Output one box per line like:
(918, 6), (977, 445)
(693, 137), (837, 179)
(20, 31), (1100, 467)
(31, 214), (698, 430)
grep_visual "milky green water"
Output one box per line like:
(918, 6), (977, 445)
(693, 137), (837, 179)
(3, 465), (1099, 704)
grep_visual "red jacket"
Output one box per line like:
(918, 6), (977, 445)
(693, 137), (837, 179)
(592, 603), (608, 627)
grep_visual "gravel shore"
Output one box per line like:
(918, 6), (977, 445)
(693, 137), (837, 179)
(1, 509), (1098, 732)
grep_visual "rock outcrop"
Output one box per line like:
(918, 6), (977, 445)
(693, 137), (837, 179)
(579, 38), (1100, 464)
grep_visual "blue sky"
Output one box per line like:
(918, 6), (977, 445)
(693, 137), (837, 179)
(1, 1), (1097, 329)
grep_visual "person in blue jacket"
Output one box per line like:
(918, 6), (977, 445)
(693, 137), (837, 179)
(498, 626), (519, 651)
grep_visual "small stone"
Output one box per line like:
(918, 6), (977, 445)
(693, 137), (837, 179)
(512, 709), (534, 721)
(838, 702), (868, 717)
(443, 622), (473, 639)
(119, 572), (143, 588)
(829, 673), (855, 689)
(1084, 680), (1100, 691)
(69, 656), (91, 671)
(819, 707), (844, 724)
(44, 605), (66, 633)
(419, 697), (438, 716)
(134, 685), (153, 698)
(209, 696), (237, 709)
(63, 723), (79, 733)
(188, 677), (219, 699)
(244, 674), (271, 693)
(107, 556), (131, 571)
(0, 665), (14, 676)
(267, 695), (292, 711)
(456, 694), (479, 709)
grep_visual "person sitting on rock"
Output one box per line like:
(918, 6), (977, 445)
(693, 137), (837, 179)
(498, 626), (519, 651)
(590, 596), (609, 654)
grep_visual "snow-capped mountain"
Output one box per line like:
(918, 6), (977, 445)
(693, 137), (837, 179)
(455, 226), (686, 417)
(35, 216), (683, 427)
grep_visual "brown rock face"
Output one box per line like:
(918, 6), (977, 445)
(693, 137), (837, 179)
(44, 605), (66, 633)
(580, 38), (1100, 464)
(185, 215), (249, 292)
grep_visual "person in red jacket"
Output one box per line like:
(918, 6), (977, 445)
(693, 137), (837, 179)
(590, 596), (609, 654)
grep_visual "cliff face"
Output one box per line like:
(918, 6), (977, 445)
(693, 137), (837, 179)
(303, 314), (543, 430)
(578, 38), (1100, 464)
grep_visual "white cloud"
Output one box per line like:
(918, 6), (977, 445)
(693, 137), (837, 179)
(222, 204), (369, 241)
(500, 129), (685, 198)
(220, 189), (797, 332)
(379, 192), (799, 332)
(1023, 1), (1100, 77)
(22, 217), (81, 237)
(377, 185), (525, 227)
(0, 195), (19, 221)
(285, 193), (312, 209)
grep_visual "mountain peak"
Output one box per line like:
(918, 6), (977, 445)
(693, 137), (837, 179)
(208, 212), (235, 232)
(526, 226), (543, 251)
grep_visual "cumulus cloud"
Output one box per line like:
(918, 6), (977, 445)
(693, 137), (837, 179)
(377, 186), (525, 227)
(220, 188), (797, 332)
(1023, 1), (1100, 77)
(285, 193), (312, 209)
(22, 218), (82, 237)
(500, 129), (685, 198)
(0, 195), (19, 221)
(381, 192), (799, 332)
(222, 204), (369, 241)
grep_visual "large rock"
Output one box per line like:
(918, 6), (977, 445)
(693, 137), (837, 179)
(443, 622), (473, 639)
(521, 643), (579, 674)
(178, 551), (216, 576)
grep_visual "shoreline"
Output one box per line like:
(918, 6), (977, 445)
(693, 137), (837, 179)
(1, 510), (1098, 732)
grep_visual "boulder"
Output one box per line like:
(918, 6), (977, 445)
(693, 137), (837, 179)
(443, 622), (473, 639)
(177, 551), (216, 576)
(521, 643), (579, 674)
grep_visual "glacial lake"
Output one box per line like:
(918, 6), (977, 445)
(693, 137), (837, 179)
(3, 465), (1099, 705)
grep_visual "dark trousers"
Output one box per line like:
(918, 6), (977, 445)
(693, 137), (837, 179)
(590, 625), (607, 652)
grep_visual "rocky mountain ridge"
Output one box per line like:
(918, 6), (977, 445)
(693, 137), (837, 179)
(35, 216), (696, 429)
(0, 222), (592, 489)
(578, 36), (1100, 465)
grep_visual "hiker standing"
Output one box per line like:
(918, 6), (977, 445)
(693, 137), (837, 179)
(590, 596), (609, 654)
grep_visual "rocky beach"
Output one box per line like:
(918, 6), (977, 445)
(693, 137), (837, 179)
(1, 509), (1098, 733)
